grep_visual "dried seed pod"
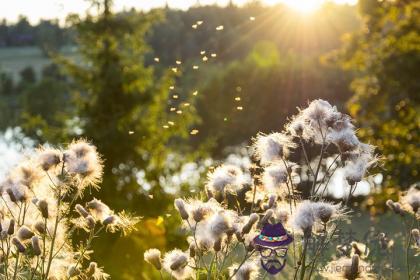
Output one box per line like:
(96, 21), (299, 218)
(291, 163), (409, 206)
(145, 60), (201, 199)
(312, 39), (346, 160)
(12, 237), (25, 253)
(17, 226), (34, 240)
(67, 265), (80, 278)
(34, 221), (46, 235)
(174, 199), (189, 220)
(213, 238), (222, 252)
(7, 219), (15, 235)
(31, 236), (41, 256)
(85, 215), (96, 229)
(241, 213), (259, 235)
(189, 243), (196, 258)
(259, 209), (273, 226)
(75, 204), (89, 218)
(102, 215), (117, 226)
(86, 262), (97, 276)
(37, 199), (49, 218)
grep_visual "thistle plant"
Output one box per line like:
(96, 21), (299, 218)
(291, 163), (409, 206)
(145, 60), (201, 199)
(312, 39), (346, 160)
(144, 99), (385, 279)
(0, 140), (139, 280)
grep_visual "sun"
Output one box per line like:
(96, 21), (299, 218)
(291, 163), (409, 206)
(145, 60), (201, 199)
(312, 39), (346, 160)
(265, 0), (326, 13)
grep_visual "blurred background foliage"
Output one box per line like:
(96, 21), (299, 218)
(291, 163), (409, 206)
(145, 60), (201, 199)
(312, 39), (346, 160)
(0, 0), (418, 278)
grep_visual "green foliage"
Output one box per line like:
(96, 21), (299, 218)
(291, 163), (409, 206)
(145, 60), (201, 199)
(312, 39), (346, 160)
(337, 0), (420, 188)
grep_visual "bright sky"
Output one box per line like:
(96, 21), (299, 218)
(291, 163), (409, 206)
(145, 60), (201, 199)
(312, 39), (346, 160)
(1, 0), (357, 23)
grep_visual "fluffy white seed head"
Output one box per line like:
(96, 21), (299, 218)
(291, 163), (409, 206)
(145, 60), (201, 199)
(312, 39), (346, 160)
(144, 248), (162, 270)
(252, 133), (296, 165)
(206, 165), (244, 195)
(229, 260), (259, 280)
(163, 249), (193, 279)
(262, 162), (288, 192)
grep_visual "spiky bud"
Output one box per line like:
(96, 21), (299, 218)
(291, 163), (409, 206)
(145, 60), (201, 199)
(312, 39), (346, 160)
(11, 237), (25, 253)
(7, 219), (15, 235)
(174, 199), (189, 220)
(75, 204), (89, 218)
(86, 262), (97, 277)
(144, 248), (162, 270)
(102, 215), (117, 226)
(259, 209), (273, 226)
(85, 215), (95, 230)
(242, 213), (259, 235)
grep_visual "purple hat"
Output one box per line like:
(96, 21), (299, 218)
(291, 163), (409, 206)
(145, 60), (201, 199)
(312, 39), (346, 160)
(253, 222), (293, 247)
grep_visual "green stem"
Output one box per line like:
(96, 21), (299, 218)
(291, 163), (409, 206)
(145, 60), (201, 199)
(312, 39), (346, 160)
(299, 238), (309, 280)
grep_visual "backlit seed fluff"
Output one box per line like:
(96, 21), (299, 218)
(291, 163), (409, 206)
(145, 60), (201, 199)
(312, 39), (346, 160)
(242, 213), (259, 235)
(38, 148), (61, 171)
(75, 204), (89, 218)
(144, 248), (162, 270)
(86, 262), (98, 276)
(34, 221), (46, 235)
(17, 226), (34, 240)
(229, 260), (259, 280)
(7, 219), (15, 235)
(86, 215), (96, 229)
(67, 265), (80, 278)
(174, 199), (189, 220)
(12, 237), (25, 253)
(31, 236), (41, 256)
(37, 199), (49, 218)
(164, 249), (188, 270)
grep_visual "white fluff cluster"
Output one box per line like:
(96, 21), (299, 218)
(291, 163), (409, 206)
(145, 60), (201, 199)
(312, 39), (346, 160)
(0, 140), (137, 280)
(292, 200), (346, 236)
(401, 186), (420, 213)
(162, 249), (193, 280)
(206, 164), (245, 195)
(343, 143), (376, 185)
(228, 260), (259, 280)
(262, 161), (288, 193)
(252, 132), (296, 165)
(144, 248), (162, 270)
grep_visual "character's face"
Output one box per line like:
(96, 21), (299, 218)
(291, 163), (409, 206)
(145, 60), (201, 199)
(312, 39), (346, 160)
(256, 245), (288, 275)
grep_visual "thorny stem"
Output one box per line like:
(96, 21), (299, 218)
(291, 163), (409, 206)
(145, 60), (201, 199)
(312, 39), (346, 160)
(405, 217), (415, 280)
(307, 224), (338, 279)
(310, 141), (326, 198)
(299, 137), (315, 177)
(299, 237), (309, 280)
(314, 154), (340, 198)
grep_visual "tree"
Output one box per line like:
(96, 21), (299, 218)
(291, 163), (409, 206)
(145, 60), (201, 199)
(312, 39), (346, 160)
(337, 0), (420, 188)
(58, 1), (198, 277)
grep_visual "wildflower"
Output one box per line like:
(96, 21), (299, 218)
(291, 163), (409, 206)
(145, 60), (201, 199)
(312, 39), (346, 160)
(31, 236), (42, 256)
(263, 194), (277, 210)
(350, 242), (370, 259)
(75, 204), (89, 218)
(174, 198), (189, 220)
(163, 249), (193, 279)
(17, 226), (34, 240)
(86, 215), (96, 229)
(187, 199), (215, 223)
(262, 163), (288, 193)
(64, 139), (103, 188)
(37, 199), (49, 218)
(144, 248), (162, 270)
(38, 147), (61, 171)
(102, 215), (117, 226)
(228, 260), (259, 280)
(15, 163), (42, 189)
(252, 133), (296, 165)
(292, 201), (315, 237)
(313, 201), (347, 224)
(67, 265), (80, 278)
(241, 213), (259, 235)
(378, 233), (394, 250)
(207, 211), (233, 239)
(343, 144), (376, 185)
(86, 199), (111, 221)
(259, 209), (274, 226)
(401, 186), (420, 213)
(7, 219), (15, 235)
(85, 262), (110, 279)
(12, 237), (25, 253)
(327, 128), (359, 152)
(386, 199), (405, 216)
(34, 221), (46, 235)
(206, 165), (244, 195)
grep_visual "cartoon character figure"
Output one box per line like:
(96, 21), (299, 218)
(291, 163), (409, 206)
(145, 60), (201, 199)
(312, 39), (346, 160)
(253, 222), (293, 275)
